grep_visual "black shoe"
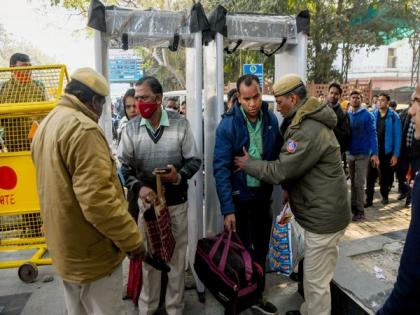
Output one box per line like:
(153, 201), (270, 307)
(381, 198), (389, 205)
(285, 311), (301, 315)
(252, 298), (278, 315)
(197, 291), (205, 303)
(289, 271), (300, 282)
(397, 192), (408, 200)
(364, 201), (373, 208)
(352, 213), (366, 222)
(405, 200), (411, 208)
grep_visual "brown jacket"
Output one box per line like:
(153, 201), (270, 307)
(31, 94), (143, 283)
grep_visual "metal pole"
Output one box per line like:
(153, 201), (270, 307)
(203, 38), (223, 237)
(94, 30), (112, 144)
(274, 32), (308, 82)
(186, 32), (205, 294)
(216, 33), (225, 119)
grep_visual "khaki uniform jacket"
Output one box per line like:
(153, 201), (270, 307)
(245, 97), (351, 234)
(31, 94), (143, 283)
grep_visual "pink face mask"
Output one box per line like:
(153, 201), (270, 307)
(136, 100), (159, 119)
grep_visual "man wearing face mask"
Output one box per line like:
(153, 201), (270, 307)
(118, 76), (201, 315)
(234, 74), (351, 315)
(0, 53), (46, 104)
(0, 53), (47, 152)
(31, 67), (146, 315)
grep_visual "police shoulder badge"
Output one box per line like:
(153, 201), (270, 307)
(286, 139), (298, 153)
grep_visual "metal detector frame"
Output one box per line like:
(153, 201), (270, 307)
(89, 0), (308, 295)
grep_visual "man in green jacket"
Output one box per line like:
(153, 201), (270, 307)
(0, 53), (47, 152)
(0, 53), (46, 104)
(234, 74), (351, 315)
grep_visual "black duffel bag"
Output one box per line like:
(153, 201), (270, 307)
(194, 230), (264, 315)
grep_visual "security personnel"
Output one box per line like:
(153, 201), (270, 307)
(32, 67), (145, 315)
(234, 74), (351, 315)
(0, 53), (46, 104)
(0, 53), (46, 152)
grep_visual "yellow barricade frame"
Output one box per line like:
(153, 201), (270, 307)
(0, 64), (68, 280)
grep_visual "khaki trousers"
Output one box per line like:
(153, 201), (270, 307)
(62, 264), (126, 315)
(138, 202), (188, 315)
(300, 229), (345, 315)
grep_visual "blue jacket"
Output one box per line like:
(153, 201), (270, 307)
(372, 108), (402, 157)
(348, 108), (378, 156)
(214, 102), (280, 215)
(377, 172), (420, 315)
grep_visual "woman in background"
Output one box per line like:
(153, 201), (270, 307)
(117, 88), (138, 144)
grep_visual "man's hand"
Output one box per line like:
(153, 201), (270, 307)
(390, 156), (398, 167)
(224, 213), (236, 232)
(158, 165), (179, 183)
(371, 155), (380, 168)
(234, 147), (250, 170)
(128, 243), (146, 260)
(139, 186), (157, 204)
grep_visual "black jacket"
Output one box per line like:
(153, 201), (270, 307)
(329, 102), (351, 153)
(400, 108), (420, 159)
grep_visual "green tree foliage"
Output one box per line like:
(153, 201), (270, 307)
(52, 0), (419, 85)
(205, 0), (419, 83)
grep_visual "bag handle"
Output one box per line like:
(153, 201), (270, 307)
(218, 230), (232, 272)
(209, 231), (253, 282)
(209, 231), (228, 261)
(230, 232), (253, 282)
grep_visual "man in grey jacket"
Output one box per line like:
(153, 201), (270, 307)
(234, 74), (351, 315)
(118, 76), (201, 315)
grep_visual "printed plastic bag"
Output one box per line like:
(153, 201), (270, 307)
(268, 203), (304, 276)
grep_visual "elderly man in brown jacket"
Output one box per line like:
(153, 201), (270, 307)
(31, 67), (145, 315)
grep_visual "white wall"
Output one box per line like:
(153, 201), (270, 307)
(333, 39), (413, 79)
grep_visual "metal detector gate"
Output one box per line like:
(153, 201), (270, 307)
(88, 0), (308, 296)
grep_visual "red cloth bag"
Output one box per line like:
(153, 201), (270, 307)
(126, 258), (142, 305)
(142, 174), (176, 262)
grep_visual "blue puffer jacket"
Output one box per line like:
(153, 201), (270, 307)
(348, 108), (378, 156)
(214, 102), (280, 215)
(372, 108), (402, 157)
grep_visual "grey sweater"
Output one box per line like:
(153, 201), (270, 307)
(118, 110), (201, 206)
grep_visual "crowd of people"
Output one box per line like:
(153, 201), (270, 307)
(321, 86), (418, 221)
(2, 51), (419, 315)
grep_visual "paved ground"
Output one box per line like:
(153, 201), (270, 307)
(0, 185), (411, 314)
(342, 185), (411, 241)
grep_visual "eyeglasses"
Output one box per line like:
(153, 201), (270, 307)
(411, 97), (420, 104)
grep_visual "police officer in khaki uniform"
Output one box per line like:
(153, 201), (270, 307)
(32, 67), (145, 315)
(234, 74), (351, 315)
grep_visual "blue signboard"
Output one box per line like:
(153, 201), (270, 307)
(108, 57), (143, 83)
(242, 64), (264, 89)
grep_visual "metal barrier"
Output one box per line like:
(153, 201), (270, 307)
(0, 65), (68, 282)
